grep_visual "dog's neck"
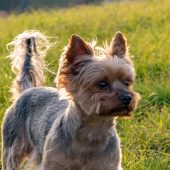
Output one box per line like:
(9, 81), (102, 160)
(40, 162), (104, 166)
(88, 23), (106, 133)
(63, 101), (116, 152)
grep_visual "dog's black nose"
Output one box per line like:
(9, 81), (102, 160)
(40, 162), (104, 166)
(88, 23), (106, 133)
(119, 94), (132, 104)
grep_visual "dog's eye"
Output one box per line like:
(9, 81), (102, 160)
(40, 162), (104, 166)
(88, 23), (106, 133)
(124, 80), (130, 86)
(97, 80), (110, 90)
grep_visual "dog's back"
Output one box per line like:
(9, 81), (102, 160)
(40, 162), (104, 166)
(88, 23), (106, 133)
(1, 31), (57, 170)
(4, 86), (67, 164)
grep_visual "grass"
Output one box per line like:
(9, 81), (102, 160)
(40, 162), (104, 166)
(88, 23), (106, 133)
(0, 0), (170, 169)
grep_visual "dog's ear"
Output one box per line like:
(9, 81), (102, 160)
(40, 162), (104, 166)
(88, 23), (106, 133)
(111, 31), (127, 57)
(56, 35), (93, 95)
(66, 34), (93, 63)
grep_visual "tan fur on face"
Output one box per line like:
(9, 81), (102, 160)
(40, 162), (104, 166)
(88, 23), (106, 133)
(74, 56), (139, 116)
(56, 32), (140, 116)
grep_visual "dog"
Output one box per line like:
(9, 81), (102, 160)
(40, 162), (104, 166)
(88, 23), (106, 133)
(2, 30), (140, 170)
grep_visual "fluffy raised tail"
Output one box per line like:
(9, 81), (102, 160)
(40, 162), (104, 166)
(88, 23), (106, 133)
(8, 30), (51, 100)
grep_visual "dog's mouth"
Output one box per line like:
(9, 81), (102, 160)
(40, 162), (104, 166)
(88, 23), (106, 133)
(100, 106), (132, 117)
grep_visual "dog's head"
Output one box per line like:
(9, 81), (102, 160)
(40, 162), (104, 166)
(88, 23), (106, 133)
(56, 32), (140, 117)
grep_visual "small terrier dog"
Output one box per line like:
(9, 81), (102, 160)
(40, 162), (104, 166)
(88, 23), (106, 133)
(2, 31), (140, 170)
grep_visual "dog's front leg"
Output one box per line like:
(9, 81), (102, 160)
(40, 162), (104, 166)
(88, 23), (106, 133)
(41, 163), (67, 170)
(41, 151), (69, 170)
(81, 162), (122, 170)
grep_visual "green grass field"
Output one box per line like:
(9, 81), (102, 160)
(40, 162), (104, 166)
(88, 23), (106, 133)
(0, 0), (170, 169)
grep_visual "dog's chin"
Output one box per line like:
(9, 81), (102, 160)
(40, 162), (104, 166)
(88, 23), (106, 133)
(100, 106), (132, 117)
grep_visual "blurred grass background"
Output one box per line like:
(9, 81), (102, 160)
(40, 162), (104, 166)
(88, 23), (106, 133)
(0, 0), (170, 169)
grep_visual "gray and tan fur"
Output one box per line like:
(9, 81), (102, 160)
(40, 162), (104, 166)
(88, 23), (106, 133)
(7, 31), (51, 100)
(2, 31), (140, 170)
